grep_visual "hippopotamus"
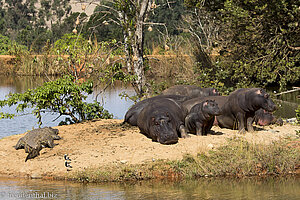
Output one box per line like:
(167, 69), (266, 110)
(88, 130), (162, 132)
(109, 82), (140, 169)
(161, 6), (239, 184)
(182, 88), (277, 133)
(162, 85), (220, 98)
(185, 100), (221, 136)
(124, 95), (191, 126)
(137, 98), (189, 144)
(254, 108), (283, 126)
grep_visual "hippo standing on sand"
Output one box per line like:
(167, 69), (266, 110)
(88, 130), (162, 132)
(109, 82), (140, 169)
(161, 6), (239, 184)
(183, 88), (277, 133)
(254, 109), (283, 126)
(185, 100), (221, 136)
(124, 95), (190, 126)
(162, 85), (220, 98)
(137, 98), (189, 144)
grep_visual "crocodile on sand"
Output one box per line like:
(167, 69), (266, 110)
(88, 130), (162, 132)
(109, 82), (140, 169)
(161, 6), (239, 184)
(14, 127), (61, 162)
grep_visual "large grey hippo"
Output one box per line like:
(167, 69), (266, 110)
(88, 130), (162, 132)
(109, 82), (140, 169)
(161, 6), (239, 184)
(182, 88), (277, 133)
(124, 95), (190, 126)
(137, 98), (189, 144)
(15, 127), (61, 162)
(185, 100), (221, 136)
(162, 85), (220, 98)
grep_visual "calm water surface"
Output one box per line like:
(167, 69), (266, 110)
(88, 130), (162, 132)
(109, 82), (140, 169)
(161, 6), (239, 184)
(0, 177), (300, 200)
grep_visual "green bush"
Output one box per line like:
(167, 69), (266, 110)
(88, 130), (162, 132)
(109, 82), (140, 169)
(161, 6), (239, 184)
(0, 75), (113, 125)
(0, 34), (11, 55)
(53, 33), (92, 55)
(0, 34), (27, 55)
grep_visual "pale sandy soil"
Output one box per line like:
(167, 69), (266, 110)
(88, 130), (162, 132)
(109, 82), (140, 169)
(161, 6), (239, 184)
(0, 119), (299, 179)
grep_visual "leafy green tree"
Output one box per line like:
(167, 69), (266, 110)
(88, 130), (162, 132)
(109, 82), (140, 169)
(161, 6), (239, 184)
(0, 0), (72, 52)
(0, 34), (12, 55)
(0, 34), (28, 55)
(0, 75), (113, 125)
(186, 0), (299, 91)
(219, 0), (300, 90)
(53, 33), (92, 54)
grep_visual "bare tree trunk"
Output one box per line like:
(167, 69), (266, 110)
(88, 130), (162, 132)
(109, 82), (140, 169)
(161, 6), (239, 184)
(131, 0), (151, 97)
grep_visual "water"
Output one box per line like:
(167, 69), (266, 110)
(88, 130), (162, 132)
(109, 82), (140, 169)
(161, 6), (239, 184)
(274, 89), (300, 119)
(0, 176), (299, 199)
(0, 75), (135, 138)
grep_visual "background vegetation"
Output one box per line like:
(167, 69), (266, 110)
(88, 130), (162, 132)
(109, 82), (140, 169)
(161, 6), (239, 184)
(0, 0), (299, 94)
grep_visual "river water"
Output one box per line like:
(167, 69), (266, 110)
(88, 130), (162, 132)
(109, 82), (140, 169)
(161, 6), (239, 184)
(0, 176), (300, 200)
(0, 75), (299, 199)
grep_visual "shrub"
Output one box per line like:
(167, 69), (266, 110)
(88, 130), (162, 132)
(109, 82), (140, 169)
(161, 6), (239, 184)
(0, 75), (113, 125)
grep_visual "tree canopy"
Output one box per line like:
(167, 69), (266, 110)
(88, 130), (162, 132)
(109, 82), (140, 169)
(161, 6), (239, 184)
(1, 0), (299, 91)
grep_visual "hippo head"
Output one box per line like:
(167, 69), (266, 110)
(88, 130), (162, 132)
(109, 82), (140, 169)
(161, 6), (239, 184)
(202, 100), (221, 117)
(149, 113), (179, 145)
(251, 89), (277, 112)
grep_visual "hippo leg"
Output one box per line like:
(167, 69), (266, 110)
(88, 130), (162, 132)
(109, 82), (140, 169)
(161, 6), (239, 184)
(179, 125), (190, 138)
(237, 113), (246, 134)
(276, 118), (283, 126)
(195, 122), (203, 136)
(246, 117), (255, 132)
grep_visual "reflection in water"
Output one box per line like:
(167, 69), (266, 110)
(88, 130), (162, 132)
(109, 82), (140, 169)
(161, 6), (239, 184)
(0, 177), (299, 200)
(0, 75), (135, 138)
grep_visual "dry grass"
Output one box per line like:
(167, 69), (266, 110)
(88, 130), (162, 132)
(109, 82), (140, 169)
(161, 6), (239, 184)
(68, 137), (300, 183)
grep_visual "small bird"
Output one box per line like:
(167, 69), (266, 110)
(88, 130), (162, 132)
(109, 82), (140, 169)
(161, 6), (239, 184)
(64, 154), (71, 161)
(65, 161), (72, 168)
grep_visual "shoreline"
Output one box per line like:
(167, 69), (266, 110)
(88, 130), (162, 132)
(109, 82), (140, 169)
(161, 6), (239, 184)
(0, 119), (299, 182)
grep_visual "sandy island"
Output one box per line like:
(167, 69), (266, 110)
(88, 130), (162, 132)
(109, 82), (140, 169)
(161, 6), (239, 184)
(0, 119), (299, 179)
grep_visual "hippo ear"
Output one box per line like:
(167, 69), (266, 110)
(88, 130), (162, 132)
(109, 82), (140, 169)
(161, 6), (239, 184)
(165, 112), (170, 118)
(203, 102), (208, 107)
(255, 89), (262, 95)
(264, 93), (269, 98)
(151, 117), (155, 123)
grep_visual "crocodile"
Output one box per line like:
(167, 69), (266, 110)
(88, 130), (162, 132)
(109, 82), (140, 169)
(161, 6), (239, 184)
(14, 127), (61, 162)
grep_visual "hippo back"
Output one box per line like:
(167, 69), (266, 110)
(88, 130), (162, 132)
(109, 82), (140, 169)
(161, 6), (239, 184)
(162, 85), (220, 98)
(182, 96), (228, 113)
(124, 95), (190, 126)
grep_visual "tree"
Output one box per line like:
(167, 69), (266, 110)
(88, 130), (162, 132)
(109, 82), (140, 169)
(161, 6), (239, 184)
(1, 0), (72, 52)
(184, 0), (299, 91)
(79, 0), (159, 97)
(219, 0), (300, 90)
